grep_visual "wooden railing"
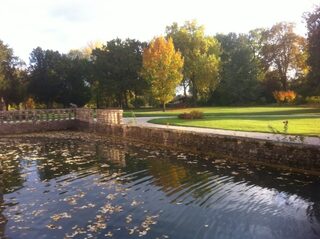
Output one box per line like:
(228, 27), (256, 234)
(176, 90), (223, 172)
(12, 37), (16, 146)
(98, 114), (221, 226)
(0, 109), (75, 124)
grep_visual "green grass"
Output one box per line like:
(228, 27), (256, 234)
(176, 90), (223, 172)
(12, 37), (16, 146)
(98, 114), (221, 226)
(149, 115), (320, 136)
(124, 106), (320, 117)
(123, 106), (320, 136)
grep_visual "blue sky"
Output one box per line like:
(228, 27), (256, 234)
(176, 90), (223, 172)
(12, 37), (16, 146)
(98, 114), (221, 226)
(0, 0), (318, 63)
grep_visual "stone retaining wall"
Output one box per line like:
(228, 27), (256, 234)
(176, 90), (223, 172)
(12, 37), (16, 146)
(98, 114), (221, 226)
(79, 123), (320, 172)
(0, 120), (76, 135)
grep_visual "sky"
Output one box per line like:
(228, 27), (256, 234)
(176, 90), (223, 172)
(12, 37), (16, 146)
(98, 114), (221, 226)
(0, 0), (318, 63)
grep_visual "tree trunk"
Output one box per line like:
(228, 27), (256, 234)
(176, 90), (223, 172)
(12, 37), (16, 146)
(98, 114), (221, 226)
(96, 91), (100, 109)
(190, 76), (198, 105)
(182, 79), (188, 97)
(124, 92), (129, 109)
(162, 102), (166, 112)
(281, 76), (288, 91)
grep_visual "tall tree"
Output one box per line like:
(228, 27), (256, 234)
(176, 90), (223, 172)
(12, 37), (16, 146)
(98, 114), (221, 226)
(166, 20), (220, 103)
(55, 53), (91, 107)
(211, 33), (263, 105)
(261, 22), (307, 91)
(28, 47), (64, 108)
(0, 40), (26, 109)
(142, 37), (184, 111)
(304, 5), (320, 95)
(92, 38), (147, 108)
(29, 48), (91, 108)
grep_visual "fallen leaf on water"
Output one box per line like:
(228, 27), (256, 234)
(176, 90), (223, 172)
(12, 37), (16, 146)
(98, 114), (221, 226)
(51, 212), (71, 221)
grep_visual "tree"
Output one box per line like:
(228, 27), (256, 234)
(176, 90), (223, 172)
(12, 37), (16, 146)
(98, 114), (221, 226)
(91, 38), (147, 108)
(304, 5), (320, 95)
(29, 47), (91, 108)
(166, 20), (220, 103)
(261, 22), (307, 91)
(142, 37), (184, 111)
(28, 47), (64, 108)
(56, 54), (91, 107)
(0, 40), (26, 109)
(210, 33), (263, 105)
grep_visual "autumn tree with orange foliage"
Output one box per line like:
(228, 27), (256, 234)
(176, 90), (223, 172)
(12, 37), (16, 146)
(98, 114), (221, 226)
(273, 90), (297, 103)
(142, 37), (184, 111)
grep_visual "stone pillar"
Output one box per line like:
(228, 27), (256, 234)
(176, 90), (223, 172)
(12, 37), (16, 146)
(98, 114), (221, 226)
(96, 109), (123, 125)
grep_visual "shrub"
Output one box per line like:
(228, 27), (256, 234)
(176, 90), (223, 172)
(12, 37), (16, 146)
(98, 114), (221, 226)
(178, 110), (204, 119)
(306, 96), (320, 104)
(273, 90), (297, 103)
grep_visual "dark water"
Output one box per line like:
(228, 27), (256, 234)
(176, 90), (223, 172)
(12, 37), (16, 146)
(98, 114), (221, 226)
(0, 133), (319, 239)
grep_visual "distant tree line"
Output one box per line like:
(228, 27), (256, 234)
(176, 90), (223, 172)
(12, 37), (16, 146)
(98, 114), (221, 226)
(0, 5), (319, 109)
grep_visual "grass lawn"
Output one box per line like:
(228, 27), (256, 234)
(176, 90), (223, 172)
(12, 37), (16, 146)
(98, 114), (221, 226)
(124, 106), (320, 136)
(124, 106), (320, 117)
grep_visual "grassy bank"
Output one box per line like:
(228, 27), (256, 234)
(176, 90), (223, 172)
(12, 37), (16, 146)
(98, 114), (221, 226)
(124, 106), (320, 117)
(149, 115), (320, 136)
(124, 106), (320, 136)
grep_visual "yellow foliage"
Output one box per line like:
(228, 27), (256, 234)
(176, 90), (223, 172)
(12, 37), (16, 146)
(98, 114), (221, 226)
(81, 40), (104, 58)
(142, 37), (184, 110)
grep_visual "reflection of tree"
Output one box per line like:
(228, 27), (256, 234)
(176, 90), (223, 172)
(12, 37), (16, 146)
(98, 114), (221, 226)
(147, 159), (213, 199)
(35, 141), (127, 180)
(0, 160), (7, 238)
(36, 141), (98, 180)
(123, 154), (212, 200)
(148, 160), (187, 189)
(1, 154), (25, 194)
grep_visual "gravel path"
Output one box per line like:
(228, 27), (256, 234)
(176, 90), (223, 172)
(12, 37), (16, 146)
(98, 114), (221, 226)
(123, 117), (320, 146)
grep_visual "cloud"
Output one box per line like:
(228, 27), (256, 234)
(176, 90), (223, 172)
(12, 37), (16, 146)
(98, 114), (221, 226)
(49, 1), (94, 22)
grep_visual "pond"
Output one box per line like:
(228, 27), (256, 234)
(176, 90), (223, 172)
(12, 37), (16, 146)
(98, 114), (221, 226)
(0, 132), (319, 239)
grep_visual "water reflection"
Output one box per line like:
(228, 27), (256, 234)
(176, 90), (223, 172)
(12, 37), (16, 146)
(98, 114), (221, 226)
(0, 160), (7, 238)
(0, 133), (319, 239)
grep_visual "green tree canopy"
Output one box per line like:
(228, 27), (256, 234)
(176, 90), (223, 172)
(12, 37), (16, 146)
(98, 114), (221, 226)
(166, 20), (220, 103)
(29, 47), (91, 107)
(260, 22), (307, 91)
(0, 40), (26, 109)
(210, 33), (263, 105)
(91, 38), (147, 108)
(304, 5), (320, 95)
